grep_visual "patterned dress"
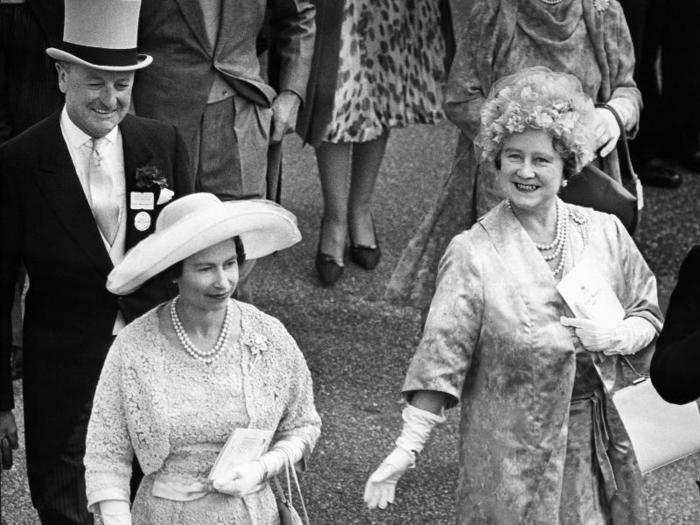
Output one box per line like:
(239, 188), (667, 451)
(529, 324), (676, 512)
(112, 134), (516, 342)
(324, 0), (447, 143)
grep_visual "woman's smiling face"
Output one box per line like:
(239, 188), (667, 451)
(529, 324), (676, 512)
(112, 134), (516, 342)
(176, 239), (239, 312)
(499, 129), (565, 213)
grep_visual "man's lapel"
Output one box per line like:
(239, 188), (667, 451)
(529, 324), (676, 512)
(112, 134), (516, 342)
(120, 115), (159, 249)
(32, 112), (113, 276)
(215, 0), (240, 56)
(174, 0), (213, 56)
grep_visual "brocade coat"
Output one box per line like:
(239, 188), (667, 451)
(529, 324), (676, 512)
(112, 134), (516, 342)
(403, 202), (662, 523)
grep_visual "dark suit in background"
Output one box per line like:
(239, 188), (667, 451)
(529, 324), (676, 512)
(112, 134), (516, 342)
(0, 0), (63, 369)
(619, 0), (700, 169)
(0, 0), (62, 142)
(0, 112), (192, 522)
(134, 0), (315, 200)
(650, 246), (700, 404)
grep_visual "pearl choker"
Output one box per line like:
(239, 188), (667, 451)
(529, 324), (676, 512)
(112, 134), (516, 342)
(539, 0), (563, 4)
(170, 296), (233, 364)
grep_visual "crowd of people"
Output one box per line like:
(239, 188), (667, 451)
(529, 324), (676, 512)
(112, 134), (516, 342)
(0, 0), (698, 524)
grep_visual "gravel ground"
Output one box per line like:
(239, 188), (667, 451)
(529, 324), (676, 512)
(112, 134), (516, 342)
(2, 122), (699, 523)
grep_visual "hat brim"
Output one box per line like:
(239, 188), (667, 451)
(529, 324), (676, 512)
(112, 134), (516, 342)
(46, 48), (152, 71)
(107, 200), (301, 295)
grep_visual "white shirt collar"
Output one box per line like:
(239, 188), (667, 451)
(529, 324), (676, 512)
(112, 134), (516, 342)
(60, 106), (119, 150)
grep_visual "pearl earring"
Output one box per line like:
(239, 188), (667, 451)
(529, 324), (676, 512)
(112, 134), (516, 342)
(561, 179), (569, 188)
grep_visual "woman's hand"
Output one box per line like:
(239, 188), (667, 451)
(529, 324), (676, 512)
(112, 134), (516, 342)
(561, 316), (656, 356)
(98, 500), (131, 525)
(592, 107), (620, 158)
(364, 447), (414, 509)
(211, 460), (266, 497)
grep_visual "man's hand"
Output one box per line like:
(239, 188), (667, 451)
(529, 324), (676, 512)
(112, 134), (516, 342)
(270, 90), (301, 143)
(0, 410), (18, 470)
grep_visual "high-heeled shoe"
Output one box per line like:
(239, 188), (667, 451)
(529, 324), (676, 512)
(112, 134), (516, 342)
(349, 216), (381, 270)
(315, 250), (344, 286)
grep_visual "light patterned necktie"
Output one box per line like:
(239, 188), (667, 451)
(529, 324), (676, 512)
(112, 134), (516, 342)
(88, 138), (120, 245)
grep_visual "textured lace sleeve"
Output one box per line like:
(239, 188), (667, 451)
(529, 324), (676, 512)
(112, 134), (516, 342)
(84, 338), (134, 512)
(269, 319), (321, 459)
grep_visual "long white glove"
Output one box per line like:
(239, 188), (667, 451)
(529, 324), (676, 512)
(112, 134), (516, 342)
(364, 404), (445, 510)
(212, 436), (307, 497)
(561, 316), (656, 356)
(98, 500), (131, 525)
(592, 107), (621, 157)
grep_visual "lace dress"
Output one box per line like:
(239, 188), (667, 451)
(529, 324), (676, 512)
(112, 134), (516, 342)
(85, 300), (321, 524)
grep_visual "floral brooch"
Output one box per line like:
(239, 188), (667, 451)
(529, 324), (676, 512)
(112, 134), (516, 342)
(593, 0), (610, 13)
(241, 332), (270, 369)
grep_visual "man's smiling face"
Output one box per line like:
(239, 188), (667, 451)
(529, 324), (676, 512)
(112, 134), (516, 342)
(57, 62), (134, 138)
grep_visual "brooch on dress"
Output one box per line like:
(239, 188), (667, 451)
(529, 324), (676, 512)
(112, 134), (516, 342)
(241, 332), (270, 370)
(593, 0), (610, 13)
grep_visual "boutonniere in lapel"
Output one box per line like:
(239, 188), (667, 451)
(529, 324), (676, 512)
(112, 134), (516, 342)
(242, 332), (270, 371)
(130, 165), (174, 232)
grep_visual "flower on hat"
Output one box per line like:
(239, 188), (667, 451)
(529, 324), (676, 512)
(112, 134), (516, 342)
(476, 67), (596, 174)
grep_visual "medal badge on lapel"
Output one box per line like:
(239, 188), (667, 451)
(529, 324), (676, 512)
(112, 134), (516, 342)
(132, 164), (173, 233)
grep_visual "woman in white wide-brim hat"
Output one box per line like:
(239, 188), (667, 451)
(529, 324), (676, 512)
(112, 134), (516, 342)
(84, 193), (321, 524)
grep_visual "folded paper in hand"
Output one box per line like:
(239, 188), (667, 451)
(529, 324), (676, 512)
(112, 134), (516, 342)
(556, 261), (624, 327)
(558, 259), (700, 473)
(209, 428), (273, 482)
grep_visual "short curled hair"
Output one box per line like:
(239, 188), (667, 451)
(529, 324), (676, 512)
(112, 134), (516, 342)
(476, 67), (596, 177)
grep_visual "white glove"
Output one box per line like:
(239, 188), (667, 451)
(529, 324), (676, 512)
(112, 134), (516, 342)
(212, 460), (266, 497)
(592, 107), (620, 157)
(364, 404), (445, 510)
(98, 500), (131, 525)
(364, 447), (414, 509)
(257, 435), (307, 479)
(561, 316), (656, 356)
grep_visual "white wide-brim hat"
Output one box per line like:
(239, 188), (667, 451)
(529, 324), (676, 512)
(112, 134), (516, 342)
(107, 193), (301, 295)
(46, 0), (152, 72)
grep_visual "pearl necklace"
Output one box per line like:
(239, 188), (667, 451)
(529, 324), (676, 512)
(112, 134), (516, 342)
(535, 202), (569, 277)
(539, 0), (563, 5)
(170, 296), (232, 364)
(506, 200), (569, 278)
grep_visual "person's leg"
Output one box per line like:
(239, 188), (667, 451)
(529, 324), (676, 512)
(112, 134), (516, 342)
(316, 141), (352, 262)
(620, 0), (681, 187)
(348, 129), (390, 248)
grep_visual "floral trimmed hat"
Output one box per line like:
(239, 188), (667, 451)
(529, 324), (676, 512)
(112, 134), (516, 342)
(476, 66), (596, 175)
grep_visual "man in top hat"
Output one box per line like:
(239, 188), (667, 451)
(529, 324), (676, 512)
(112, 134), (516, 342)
(0, 1), (193, 522)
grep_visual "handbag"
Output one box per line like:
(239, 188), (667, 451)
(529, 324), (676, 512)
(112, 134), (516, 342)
(612, 356), (700, 474)
(560, 103), (644, 234)
(273, 458), (309, 525)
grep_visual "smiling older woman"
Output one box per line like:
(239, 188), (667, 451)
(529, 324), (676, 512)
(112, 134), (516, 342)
(364, 68), (662, 523)
(83, 194), (321, 524)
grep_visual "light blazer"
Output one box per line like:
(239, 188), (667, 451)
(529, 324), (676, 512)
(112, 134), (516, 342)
(0, 111), (193, 468)
(133, 0), (315, 169)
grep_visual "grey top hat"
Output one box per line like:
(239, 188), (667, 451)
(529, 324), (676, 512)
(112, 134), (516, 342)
(46, 0), (152, 71)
